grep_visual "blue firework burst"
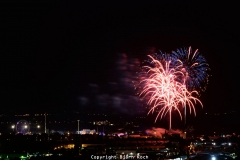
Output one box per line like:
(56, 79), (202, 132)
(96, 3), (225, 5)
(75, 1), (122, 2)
(171, 46), (210, 92)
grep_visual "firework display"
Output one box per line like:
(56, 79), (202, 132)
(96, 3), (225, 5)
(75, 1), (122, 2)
(139, 47), (209, 129)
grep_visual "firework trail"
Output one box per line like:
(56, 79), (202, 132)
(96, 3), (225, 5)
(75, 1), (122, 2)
(139, 55), (203, 130)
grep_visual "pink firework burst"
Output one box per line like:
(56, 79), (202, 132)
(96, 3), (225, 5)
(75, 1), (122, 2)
(139, 55), (203, 130)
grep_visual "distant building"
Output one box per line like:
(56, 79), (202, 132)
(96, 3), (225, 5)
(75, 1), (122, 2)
(128, 134), (141, 138)
(78, 129), (96, 135)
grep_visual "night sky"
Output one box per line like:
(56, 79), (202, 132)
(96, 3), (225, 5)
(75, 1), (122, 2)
(1, 1), (240, 122)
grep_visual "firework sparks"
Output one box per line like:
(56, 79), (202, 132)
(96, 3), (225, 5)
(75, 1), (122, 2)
(139, 55), (203, 130)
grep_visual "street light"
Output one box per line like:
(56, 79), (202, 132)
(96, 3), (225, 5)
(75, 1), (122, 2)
(11, 125), (15, 132)
(77, 120), (80, 134)
(37, 125), (40, 128)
